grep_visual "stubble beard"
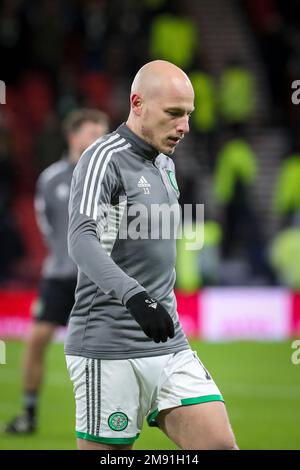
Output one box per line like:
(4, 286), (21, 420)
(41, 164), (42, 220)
(141, 125), (174, 156)
(141, 125), (155, 148)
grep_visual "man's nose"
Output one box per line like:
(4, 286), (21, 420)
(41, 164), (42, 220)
(176, 116), (190, 135)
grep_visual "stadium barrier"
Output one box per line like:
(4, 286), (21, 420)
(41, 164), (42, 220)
(0, 288), (299, 340)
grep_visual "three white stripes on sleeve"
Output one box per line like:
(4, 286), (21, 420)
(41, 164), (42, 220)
(80, 133), (131, 220)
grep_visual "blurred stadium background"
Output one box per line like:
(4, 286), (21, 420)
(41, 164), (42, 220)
(1, 0), (300, 450)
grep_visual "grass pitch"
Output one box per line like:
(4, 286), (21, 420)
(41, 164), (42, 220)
(0, 339), (299, 450)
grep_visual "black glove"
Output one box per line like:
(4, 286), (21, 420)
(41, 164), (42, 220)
(126, 291), (175, 343)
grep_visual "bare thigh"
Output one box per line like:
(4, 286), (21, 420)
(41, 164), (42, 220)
(77, 438), (133, 451)
(157, 402), (238, 450)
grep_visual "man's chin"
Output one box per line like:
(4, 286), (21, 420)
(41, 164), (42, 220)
(160, 144), (176, 156)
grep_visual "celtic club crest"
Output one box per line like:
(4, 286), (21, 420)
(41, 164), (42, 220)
(108, 412), (129, 431)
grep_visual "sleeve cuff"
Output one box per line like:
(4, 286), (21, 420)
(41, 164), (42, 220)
(122, 285), (146, 306)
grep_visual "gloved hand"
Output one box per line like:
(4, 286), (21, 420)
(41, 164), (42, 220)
(126, 291), (175, 343)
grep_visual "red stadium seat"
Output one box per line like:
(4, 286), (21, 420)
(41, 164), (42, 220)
(79, 72), (112, 112)
(20, 72), (54, 132)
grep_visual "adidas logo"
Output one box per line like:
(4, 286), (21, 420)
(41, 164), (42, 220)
(137, 176), (151, 188)
(138, 176), (151, 194)
(145, 299), (158, 309)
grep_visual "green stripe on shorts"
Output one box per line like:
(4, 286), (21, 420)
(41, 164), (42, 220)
(147, 394), (224, 427)
(181, 394), (224, 406)
(147, 408), (160, 427)
(76, 431), (140, 445)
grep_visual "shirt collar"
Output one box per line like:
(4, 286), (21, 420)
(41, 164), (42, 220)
(116, 123), (159, 161)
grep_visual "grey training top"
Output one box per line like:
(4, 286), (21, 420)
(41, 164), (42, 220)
(35, 158), (78, 280)
(64, 123), (190, 359)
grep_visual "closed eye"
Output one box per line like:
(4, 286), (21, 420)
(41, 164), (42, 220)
(166, 110), (182, 117)
(166, 109), (194, 118)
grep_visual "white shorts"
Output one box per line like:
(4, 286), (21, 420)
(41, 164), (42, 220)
(66, 349), (223, 445)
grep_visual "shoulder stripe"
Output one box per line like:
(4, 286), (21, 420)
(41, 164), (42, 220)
(92, 142), (131, 220)
(86, 137), (126, 218)
(79, 133), (120, 215)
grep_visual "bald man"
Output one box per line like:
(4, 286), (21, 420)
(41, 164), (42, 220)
(65, 61), (238, 450)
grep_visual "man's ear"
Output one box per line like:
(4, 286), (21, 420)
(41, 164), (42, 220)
(131, 93), (143, 115)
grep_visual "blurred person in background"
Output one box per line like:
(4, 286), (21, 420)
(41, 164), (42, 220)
(5, 109), (109, 434)
(149, 1), (198, 70)
(176, 220), (222, 292)
(269, 226), (300, 290)
(219, 58), (255, 132)
(189, 68), (217, 135)
(273, 151), (300, 228)
(213, 132), (266, 282)
(188, 54), (218, 170)
(271, 142), (300, 289)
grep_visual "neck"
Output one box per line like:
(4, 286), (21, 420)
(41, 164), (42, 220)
(126, 115), (144, 142)
(68, 151), (80, 165)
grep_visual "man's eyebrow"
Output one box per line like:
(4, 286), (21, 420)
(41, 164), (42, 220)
(165, 107), (195, 113)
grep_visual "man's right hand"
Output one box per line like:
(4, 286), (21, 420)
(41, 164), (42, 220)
(126, 291), (175, 343)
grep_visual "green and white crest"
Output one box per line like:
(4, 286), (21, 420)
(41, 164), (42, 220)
(108, 412), (129, 431)
(166, 170), (179, 193)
